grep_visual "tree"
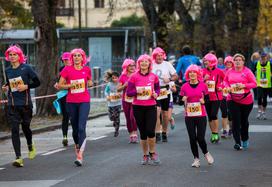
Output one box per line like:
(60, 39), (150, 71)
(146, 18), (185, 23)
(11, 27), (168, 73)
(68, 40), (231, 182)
(111, 13), (144, 27)
(31, 0), (59, 116)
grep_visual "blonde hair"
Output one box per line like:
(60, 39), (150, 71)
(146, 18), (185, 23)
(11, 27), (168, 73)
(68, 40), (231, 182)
(233, 53), (245, 61)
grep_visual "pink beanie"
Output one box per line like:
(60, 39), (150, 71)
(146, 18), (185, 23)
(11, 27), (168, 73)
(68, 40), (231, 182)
(203, 53), (218, 67)
(185, 64), (203, 81)
(224, 56), (234, 66)
(122, 59), (135, 75)
(5, 45), (26, 64)
(151, 47), (166, 63)
(136, 54), (153, 72)
(61, 52), (71, 60)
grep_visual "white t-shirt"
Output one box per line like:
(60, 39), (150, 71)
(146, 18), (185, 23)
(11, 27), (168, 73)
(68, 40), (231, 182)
(152, 61), (176, 86)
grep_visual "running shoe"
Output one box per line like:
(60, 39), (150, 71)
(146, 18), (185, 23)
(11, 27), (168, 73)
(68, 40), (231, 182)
(128, 136), (133, 144)
(228, 129), (232, 137)
(156, 133), (161, 143)
(221, 130), (228, 138)
(262, 113), (267, 120)
(162, 132), (168, 142)
(114, 130), (119, 137)
(204, 152), (214, 165)
(234, 144), (243, 151)
(149, 152), (161, 165)
(141, 155), (149, 165)
(214, 133), (220, 143)
(12, 158), (23, 167)
(170, 117), (175, 130)
(28, 144), (36, 160)
(242, 140), (249, 149)
(132, 135), (138, 143)
(62, 136), (68, 147)
(191, 158), (200, 168)
(256, 111), (262, 120)
(74, 151), (83, 167)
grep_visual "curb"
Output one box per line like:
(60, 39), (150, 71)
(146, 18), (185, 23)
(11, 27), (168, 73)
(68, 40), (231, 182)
(0, 112), (109, 141)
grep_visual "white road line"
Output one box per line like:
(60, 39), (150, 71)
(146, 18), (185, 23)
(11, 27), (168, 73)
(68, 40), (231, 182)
(88, 136), (107, 141)
(41, 148), (66, 156)
(0, 168), (5, 171)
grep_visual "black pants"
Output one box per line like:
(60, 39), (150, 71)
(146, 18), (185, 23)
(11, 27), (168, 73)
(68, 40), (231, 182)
(133, 105), (157, 140)
(257, 87), (270, 108)
(220, 98), (228, 118)
(226, 100), (233, 122)
(59, 96), (69, 137)
(185, 116), (208, 158)
(205, 100), (221, 122)
(108, 105), (121, 131)
(229, 101), (253, 145)
(7, 106), (33, 158)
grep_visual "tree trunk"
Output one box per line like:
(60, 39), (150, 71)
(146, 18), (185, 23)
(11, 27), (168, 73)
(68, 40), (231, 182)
(31, 0), (59, 116)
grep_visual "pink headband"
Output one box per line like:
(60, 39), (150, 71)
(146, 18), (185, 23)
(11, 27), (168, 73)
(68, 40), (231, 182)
(122, 59), (135, 75)
(70, 48), (90, 66)
(136, 54), (153, 72)
(151, 47), (166, 63)
(5, 45), (26, 64)
(203, 53), (218, 67)
(185, 64), (203, 81)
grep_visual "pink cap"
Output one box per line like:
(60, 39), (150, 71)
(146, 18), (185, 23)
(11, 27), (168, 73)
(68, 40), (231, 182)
(122, 59), (135, 75)
(203, 53), (218, 67)
(151, 47), (166, 63)
(224, 56), (234, 65)
(136, 54), (153, 72)
(61, 52), (71, 60)
(5, 45), (26, 64)
(185, 64), (203, 81)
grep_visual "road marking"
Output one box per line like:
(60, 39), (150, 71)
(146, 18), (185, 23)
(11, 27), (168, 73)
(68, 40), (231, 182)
(41, 148), (66, 156)
(0, 180), (63, 186)
(249, 125), (272, 132)
(253, 104), (272, 108)
(88, 136), (107, 140)
(0, 168), (5, 170)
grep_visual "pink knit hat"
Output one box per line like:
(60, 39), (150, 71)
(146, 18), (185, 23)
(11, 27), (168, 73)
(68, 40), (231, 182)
(5, 45), (26, 64)
(70, 48), (90, 66)
(61, 52), (71, 60)
(151, 47), (166, 63)
(136, 54), (153, 72)
(224, 56), (234, 66)
(185, 64), (203, 81)
(121, 59), (135, 75)
(203, 53), (218, 67)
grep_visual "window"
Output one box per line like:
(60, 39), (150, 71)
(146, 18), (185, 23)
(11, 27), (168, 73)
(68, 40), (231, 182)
(94, 0), (104, 8)
(57, 0), (65, 7)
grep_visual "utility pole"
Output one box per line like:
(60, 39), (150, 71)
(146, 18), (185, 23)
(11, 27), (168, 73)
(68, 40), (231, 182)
(78, 0), (82, 47)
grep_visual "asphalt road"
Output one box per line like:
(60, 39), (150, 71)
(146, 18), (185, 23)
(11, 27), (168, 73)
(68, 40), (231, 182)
(0, 106), (271, 187)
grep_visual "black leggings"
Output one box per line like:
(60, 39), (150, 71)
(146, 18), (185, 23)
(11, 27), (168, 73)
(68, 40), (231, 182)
(59, 96), (70, 137)
(229, 101), (253, 145)
(220, 98), (228, 118)
(185, 116), (208, 158)
(133, 105), (157, 140)
(257, 87), (270, 108)
(7, 106), (33, 158)
(205, 100), (221, 122)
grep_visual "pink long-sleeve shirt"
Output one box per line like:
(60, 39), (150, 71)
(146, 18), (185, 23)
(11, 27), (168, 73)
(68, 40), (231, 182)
(202, 67), (225, 101)
(224, 67), (257, 105)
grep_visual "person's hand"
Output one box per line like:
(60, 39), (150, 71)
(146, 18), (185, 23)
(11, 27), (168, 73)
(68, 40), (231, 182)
(163, 75), (170, 84)
(107, 96), (111, 101)
(200, 98), (205, 104)
(54, 83), (60, 90)
(2, 85), (9, 92)
(152, 91), (158, 99)
(182, 96), (188, 102)
(17, 84), (28, 92)
(88, 80), (93, 87)
(204, 74), (210, 80)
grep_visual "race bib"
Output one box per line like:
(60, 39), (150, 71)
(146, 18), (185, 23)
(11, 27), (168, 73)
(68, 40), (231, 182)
(206, 80), (215, 92)
(9, 76), (24, 92)
(231, 84), (244, 94)
(109, 93), (121, 102)
(157, 88), (169, 100)
(187, 102), (202, 117)
(136, 86), (152, 100)
(223, 88), (228, 97)
(70, 79), (85, 94)
(124, 93), (133, 103)
(260, 79), (268, 88)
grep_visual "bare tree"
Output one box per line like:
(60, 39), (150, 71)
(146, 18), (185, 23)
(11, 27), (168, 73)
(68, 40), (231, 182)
(31, 0), (59, 115)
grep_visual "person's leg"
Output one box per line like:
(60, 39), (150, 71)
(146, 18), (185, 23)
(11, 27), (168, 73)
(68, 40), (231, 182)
(240, 103), (253, 144)
(67, 103), (79, 146)
(196, 117), (208, 155)
(112, 106), (121, 137)
(210, 101), (221, 142)
(122, 101), (133, 135)
(261, 89), (269, 119)
(220, 99), (229, 137)
(77, 102), (90, 150)
(229, 101), (242, 147)
(161, 96), (170, 142)
(60, 96), (69, 138)
(257, 87), (263, 118)
(185, 117), (199, 158)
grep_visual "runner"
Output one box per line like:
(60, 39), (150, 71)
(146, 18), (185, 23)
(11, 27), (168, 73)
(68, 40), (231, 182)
(202, 53), (225, 143)
(104, 71), (122, 137)
(252, 52), (272, 120)
(180, 64), (214, 168)
(58, 48), (92, 166)
(54, 52), (71, 146)
(168, 81), (176, 130)
(152, 47), (178, 143)
(117, 59), (138, 143)
(224, 53), (257, 150)
(2, 45), (40, 167)
(126, 54), (161, 165)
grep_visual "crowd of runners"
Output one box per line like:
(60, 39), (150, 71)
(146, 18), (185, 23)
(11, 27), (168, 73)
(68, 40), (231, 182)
(2, 44), (271, 168)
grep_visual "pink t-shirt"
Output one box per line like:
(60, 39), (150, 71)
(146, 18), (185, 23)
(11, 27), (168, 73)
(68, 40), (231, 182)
(119, 73), (132, 101)
(180, 82), (208, 117)
(126, 71), (159, 106)
(60, 66), (92, 103)
(202, 67), (225, 101)
(224, 67), (257, 105)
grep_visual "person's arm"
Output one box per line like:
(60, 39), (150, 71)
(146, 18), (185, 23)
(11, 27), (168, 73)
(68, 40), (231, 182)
(175, 59), (182, 76)
(244, 69), (257, 89)
(126, 76), (137, 97)
(58, 76), (71, 89)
